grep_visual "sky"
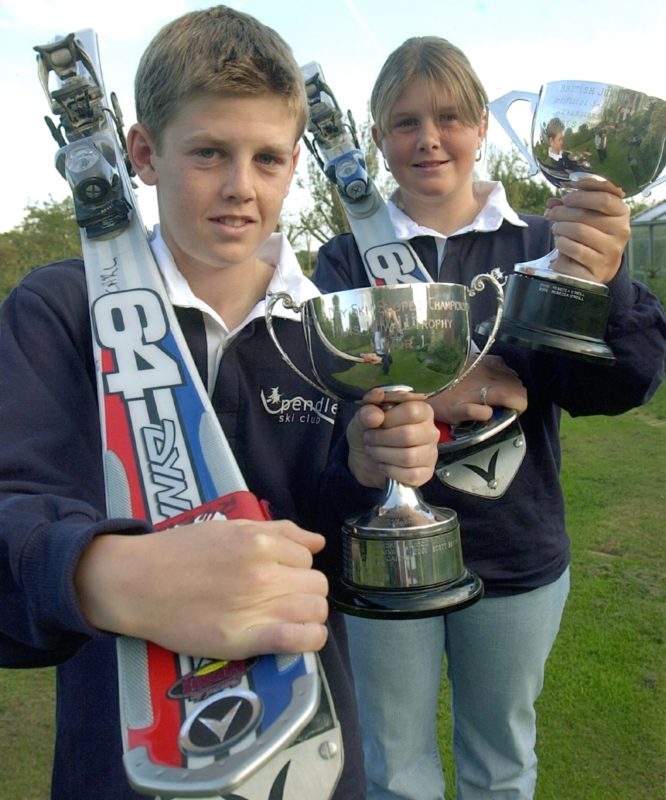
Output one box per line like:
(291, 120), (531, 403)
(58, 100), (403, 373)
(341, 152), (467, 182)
(0, 0), (664, 234)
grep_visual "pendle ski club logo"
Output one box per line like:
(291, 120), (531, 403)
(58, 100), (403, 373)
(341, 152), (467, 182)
(261, 387), (337, 425)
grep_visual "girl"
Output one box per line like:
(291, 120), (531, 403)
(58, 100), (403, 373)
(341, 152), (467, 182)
(313, 36), (666, 800)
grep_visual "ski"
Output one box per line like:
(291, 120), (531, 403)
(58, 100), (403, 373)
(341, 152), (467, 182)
(301, 62), (431, 287)
(35, 30), (342, 799)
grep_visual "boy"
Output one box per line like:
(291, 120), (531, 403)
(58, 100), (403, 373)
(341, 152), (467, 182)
(0, 7), (438, 799)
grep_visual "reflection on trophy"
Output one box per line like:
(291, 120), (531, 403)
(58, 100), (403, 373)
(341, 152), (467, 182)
(486, 80), (666, 362)
(266, 273), (504, 619)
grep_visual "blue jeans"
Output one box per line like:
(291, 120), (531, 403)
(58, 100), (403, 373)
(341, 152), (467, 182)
(345, 568), (570, 800)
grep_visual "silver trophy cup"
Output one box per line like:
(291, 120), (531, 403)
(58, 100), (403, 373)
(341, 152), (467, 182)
(486, 80), (666, 362)
(266, 273), (504, 618)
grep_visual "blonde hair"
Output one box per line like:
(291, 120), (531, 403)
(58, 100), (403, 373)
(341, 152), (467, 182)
(134, 5), (307, 150)
(370, 36), (488, 135)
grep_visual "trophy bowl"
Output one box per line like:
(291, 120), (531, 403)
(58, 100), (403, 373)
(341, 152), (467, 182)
(266, 273), (504, 618)
(486, 80), (666, 363)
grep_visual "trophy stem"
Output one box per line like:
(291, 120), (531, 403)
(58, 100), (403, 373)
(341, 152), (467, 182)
(515, 248), (604, 288)
(375, 478), (442, 527)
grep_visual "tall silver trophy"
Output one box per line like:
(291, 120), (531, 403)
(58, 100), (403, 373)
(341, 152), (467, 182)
(485, 81), (666, 362)
(266, 273), (504, 618)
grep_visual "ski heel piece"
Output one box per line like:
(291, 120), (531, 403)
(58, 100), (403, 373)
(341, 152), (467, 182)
(34, 33), (132, 237)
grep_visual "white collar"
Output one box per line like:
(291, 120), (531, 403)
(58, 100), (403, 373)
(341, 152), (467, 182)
(148, 225), (320, 334)
(387, 180), (527, 242)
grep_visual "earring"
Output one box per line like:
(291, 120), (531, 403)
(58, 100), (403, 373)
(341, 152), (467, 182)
(376, 145), (390, 172)
(475, 146), (483, 162)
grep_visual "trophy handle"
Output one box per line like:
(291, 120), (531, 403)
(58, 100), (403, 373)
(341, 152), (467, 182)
(264, 291), (338, 401)
(488, 90), (540, 175)
(642, 172), (666, 197)
(449, 269), (506, 389)
(435, 269), (507, 452)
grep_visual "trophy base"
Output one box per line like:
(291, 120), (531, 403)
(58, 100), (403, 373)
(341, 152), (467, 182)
(329, 569), (484, 620)
(477, 271), (615, 364)
(479, 316), (616, 363)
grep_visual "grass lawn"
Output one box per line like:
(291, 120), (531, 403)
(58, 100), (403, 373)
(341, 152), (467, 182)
(437, 382), (666, 799)
(1, 386), (664, 799)
(0, 665), (55, 799)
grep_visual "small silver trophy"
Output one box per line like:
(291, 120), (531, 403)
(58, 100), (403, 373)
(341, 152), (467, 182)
(486, 80), (666, 362)
(266, 273), (504, 618)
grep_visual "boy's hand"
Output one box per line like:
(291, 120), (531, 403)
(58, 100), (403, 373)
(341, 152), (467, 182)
(347, 388), (439, 489)
(428, 355), (527, 425)
(545, 178), (630, 283)
(75, 520), (329, 660)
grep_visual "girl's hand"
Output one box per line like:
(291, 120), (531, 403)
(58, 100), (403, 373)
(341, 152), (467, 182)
(427, 355), (527, 425)
(347, 388), (439, 489)
(545, 178), (629, 283)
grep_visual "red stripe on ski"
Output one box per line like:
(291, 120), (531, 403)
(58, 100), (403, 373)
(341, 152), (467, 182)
(100, 347), (148, 519)
(126, 643), (184, 767)
(154, 492), (272, 530)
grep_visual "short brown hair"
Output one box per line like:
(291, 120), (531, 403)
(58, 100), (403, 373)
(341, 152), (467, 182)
(371, 36), (488, 135)
(545, 117), (565, 141)
(134, 5), (307, 149)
